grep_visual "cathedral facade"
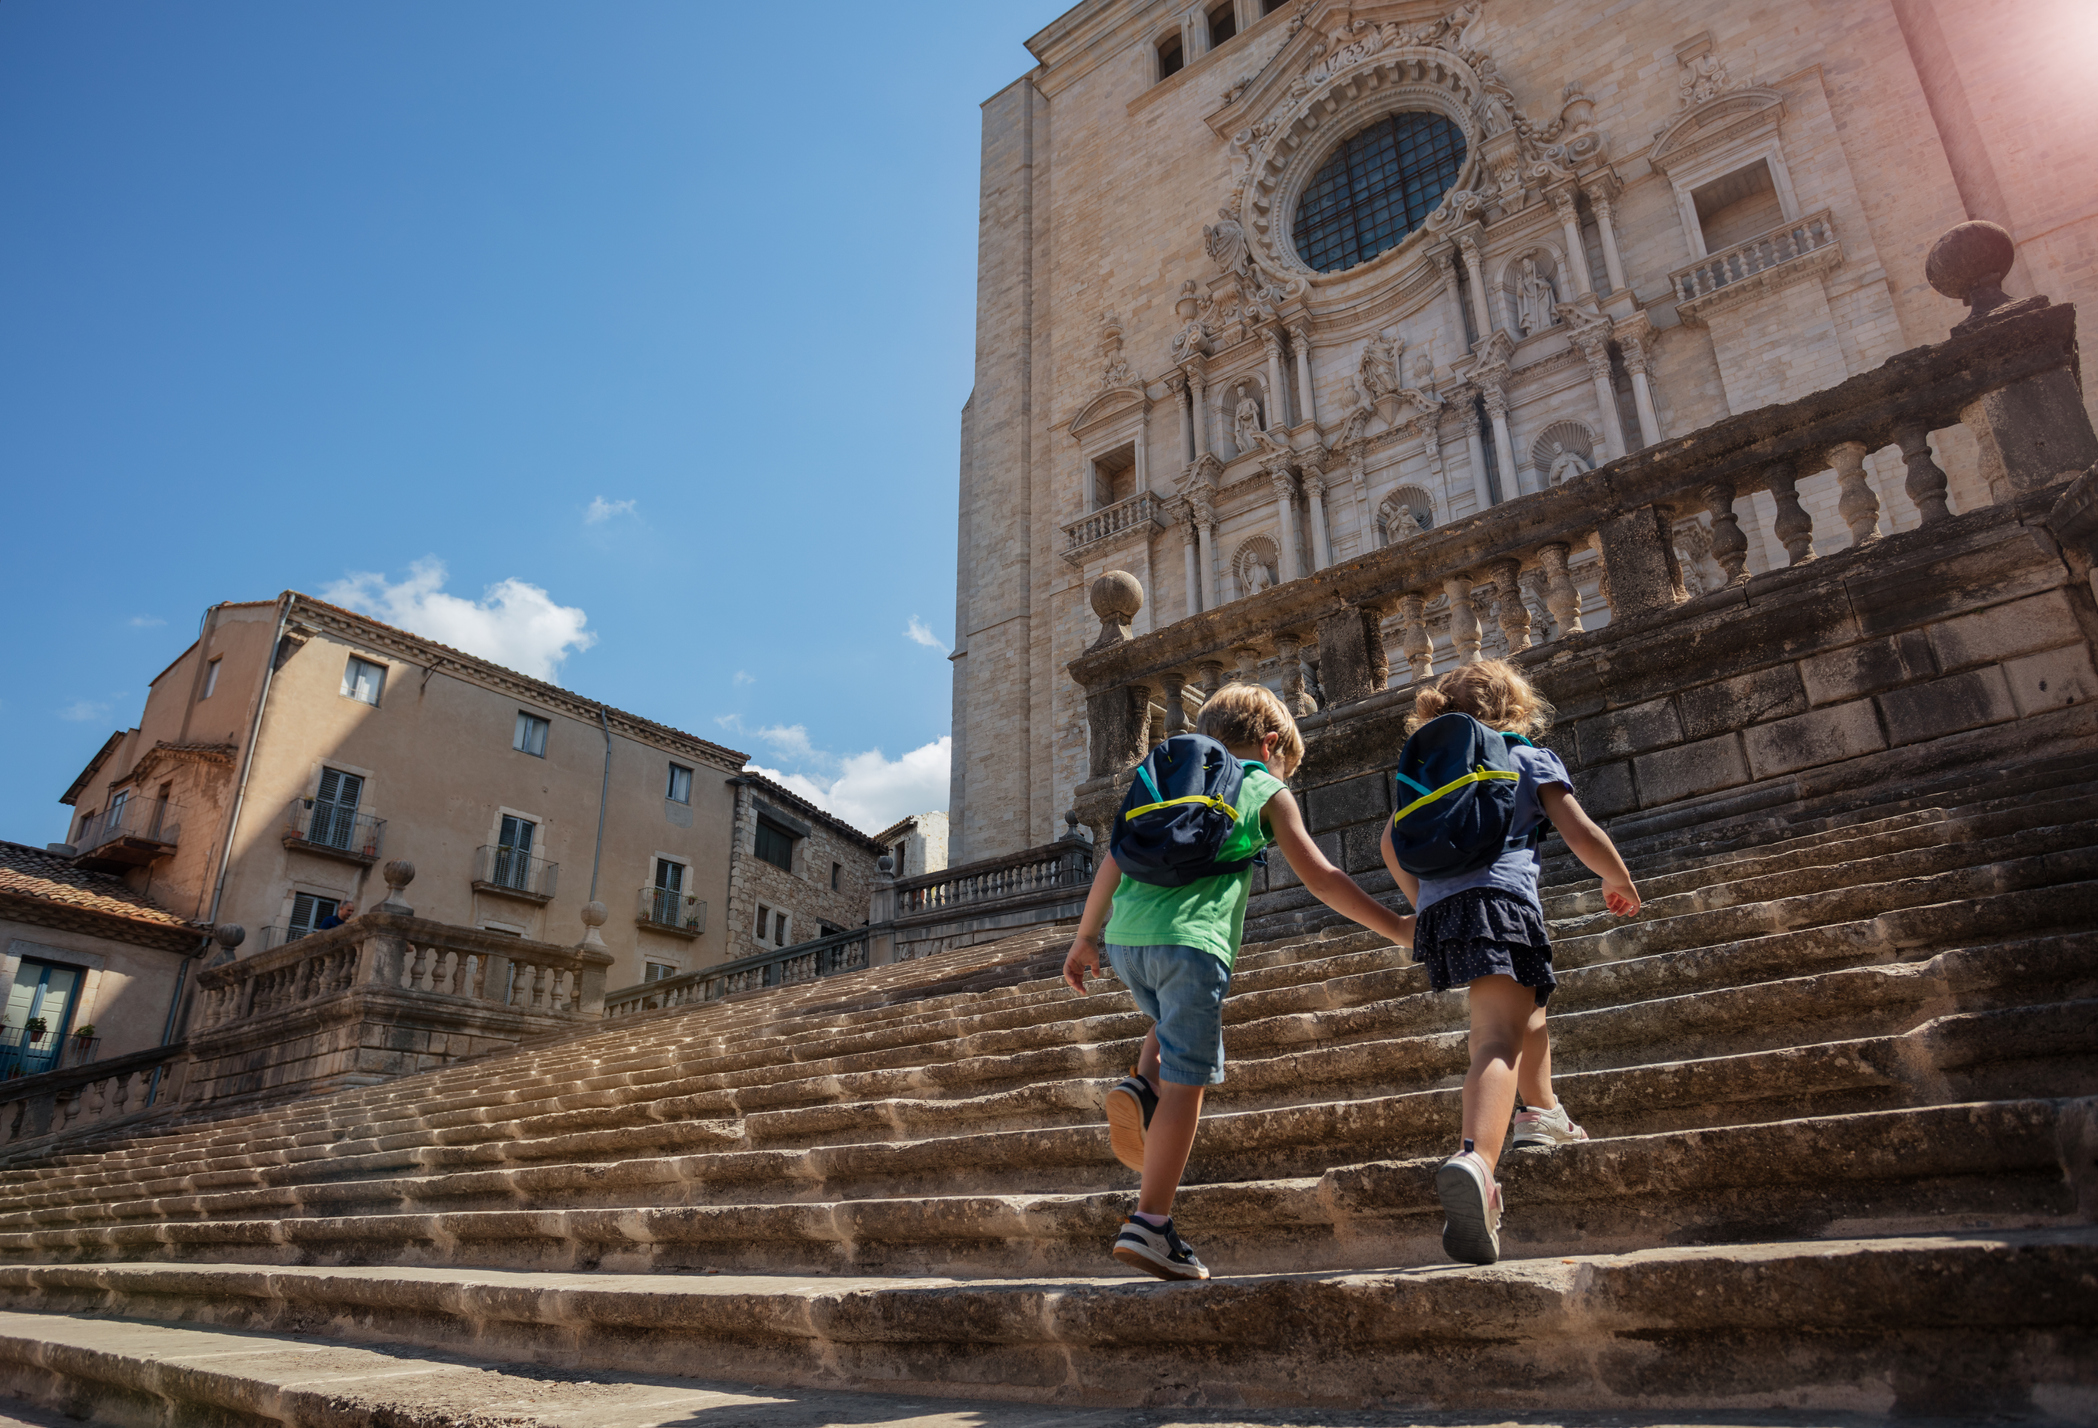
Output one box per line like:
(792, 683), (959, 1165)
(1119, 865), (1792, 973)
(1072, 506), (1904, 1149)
(947, 0), (2098, 864)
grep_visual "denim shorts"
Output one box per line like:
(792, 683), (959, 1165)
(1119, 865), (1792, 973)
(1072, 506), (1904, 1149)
(1106, 943), (1232, 1086)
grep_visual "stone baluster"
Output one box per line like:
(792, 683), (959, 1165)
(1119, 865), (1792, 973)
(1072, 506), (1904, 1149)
(1458, 400), (1494, 511)
(1584, 180), (1628, 294)
(1703, 481), (1750, 584)
(1765, 462), (1817, 565)
(1489, 558), (1533, 652)
(1397, 593), (1435, 681)
(1270, 469), (1302, 582)
(1553, 189), (1594, 298)
(1596, 505), (1687, 619)
(1288, 324), (1318, 427)
(1275, 631), (1317, 715)
(1829, 441), (1881, 546)
(1302, 469), (1332, 572)
(1196, 659), (1225, 704)
(1160, 670), (1188, 736)
(1896, 422), (1951, 524)
(1444, 574), (1483, 665)
(1232, 644), (1263, 686)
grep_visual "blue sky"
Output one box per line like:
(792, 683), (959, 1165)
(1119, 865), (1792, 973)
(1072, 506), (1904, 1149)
(0, 1), (1065, 838)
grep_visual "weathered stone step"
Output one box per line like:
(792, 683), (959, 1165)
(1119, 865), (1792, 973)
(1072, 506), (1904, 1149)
(0, 1231), (2089, 1414)
(0, 1099), (2080, 1282)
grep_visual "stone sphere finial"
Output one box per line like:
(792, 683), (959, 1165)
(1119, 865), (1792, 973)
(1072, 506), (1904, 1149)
(1926, 220), (2015, 311)
(1091, 571), (1143, 623)
(876, 854), (895, 875)
(213, 923), (246, 951)
(383, 859), (416, 893)
(580, 900), (607, 929)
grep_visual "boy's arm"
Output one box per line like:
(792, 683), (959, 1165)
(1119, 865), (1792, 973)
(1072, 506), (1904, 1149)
(1061, 854), (1124, 994)
(1378, 821), (1421, 909)
(1539, 784), (1641, 916)
(1265, 789), (1414, 946)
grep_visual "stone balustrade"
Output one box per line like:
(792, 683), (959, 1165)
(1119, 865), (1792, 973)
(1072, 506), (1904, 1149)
(892, 839), (1094, 915)
(1061, 490), (1166, 567)
(1068, 297), (2096, 843)
(0, 1044), (185, 1149)
(1671, 207), (1839, 316)
(604, 927), (872, 1017)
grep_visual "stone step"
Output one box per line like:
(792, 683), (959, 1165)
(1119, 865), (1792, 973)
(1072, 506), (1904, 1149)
(0, 1230), (2090, 1415)
(0, 1098), (2082, 1281)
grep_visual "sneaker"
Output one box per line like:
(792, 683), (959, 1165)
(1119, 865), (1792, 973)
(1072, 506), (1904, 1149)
(1112, 1215), (1210, 1281)
(1104, 1072), (1158, 1172)
(1511, 1101), (1588, 1148)
(1434, 1150), (1503, 1266)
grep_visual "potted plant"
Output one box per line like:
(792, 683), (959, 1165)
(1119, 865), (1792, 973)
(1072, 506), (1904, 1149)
(24, 1016), (47, 1044)
(73, 1023), (95, 1040)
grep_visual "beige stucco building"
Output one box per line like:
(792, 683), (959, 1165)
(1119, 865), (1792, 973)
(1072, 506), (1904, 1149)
(59, 593), (754, 992)
(947, 0), (2098, 863)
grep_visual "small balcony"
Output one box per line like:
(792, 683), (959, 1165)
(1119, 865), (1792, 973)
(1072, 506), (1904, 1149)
(1061, 490), (1166, 568)
(282, 798), (385, 865)
(1670, 208), (1840, 324)
(71, 801), (180, 872)
(637, 885), (706, 938)
(472, 845), (557, 904)
(0, 1025), (100, 1081)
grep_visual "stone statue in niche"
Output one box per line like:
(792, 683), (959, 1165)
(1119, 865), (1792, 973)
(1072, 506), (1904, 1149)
(1388, 504), (1424, 541)
(1516, 257), (1558, 336)
(1546, 441), (1591, 486)
(1232, 383), (1265, 454)
(1243, 558), (1275, 595)
(1360, 333), (1403, 400)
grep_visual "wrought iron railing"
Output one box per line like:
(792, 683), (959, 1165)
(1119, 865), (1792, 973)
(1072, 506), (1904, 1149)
(637, 885), (705, 932)
(283, 797), (385, 859)
(0, 1026), (99, 1081)
(474, 844), (558, 900)
(73, 800), (180, 855)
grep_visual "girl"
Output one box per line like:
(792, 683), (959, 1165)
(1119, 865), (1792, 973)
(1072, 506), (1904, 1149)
(1379, 659), (1641, 1266)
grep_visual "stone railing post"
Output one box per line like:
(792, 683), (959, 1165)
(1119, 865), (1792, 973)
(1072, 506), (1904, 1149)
(1765, 462), (1817, 565)
(1086, 683), (1149, 777)
(1595, 504), (1686, 619)
(1444, 574), (1483, 665)
(1397, 592), (1435, 681)
(1314, 602), (1391, 704)
(360, 924), (410, 989)
(573, 901), (610, 1015)
(1275, 631), (1317, 715)
(1895, 423), (1951, 524)
(1160, 670), (1188, 736)
(867, 856), (898, 966)
(1828, 440), (1881, 547)
(1489, 558), (1532, 652)
(1702, 481), (1750, 584)
(1196, 659), (1225, 704)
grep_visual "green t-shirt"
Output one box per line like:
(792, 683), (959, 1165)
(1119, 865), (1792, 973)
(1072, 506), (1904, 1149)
(1104, 760), (1288, 970)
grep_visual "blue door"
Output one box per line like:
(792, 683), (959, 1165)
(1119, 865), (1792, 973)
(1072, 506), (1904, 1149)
(3, 959), (83, 1078)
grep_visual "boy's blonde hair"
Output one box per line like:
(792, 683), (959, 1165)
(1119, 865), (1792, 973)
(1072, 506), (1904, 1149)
(1404, 658), (1555, 737)
(1196, 682), (1305, 773)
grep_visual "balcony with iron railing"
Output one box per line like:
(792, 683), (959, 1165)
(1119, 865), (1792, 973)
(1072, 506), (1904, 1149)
(0, 1025), (99, 1081)
(71, 800), (180, 871)
(472, 844), (558, 903)
(636, 885), (706, 937)
(282, 797), (385, 864)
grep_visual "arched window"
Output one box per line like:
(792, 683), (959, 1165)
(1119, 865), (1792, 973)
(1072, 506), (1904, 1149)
(1293, 112), (1467, 274)
(1157, 33), (1184, 80)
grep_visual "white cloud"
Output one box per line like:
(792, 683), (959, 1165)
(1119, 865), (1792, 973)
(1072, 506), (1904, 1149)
(128, 616), (166, 629)
(59, 698), (111, 722)
(321, 559), (596, 682)
(733, 670), (755, 687)
(746, 735), (950, 835)
(585, 496), (637, 525)
(756, 724), (820, 762)
(904, 617), (949, 653)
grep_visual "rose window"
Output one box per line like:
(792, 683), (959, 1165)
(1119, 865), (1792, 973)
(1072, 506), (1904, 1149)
(1292, 112), (1467, 274)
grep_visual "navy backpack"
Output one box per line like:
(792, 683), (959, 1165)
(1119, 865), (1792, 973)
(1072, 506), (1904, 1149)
(1111, 733), (1262, 888)
(1388, 713), (1545, 878)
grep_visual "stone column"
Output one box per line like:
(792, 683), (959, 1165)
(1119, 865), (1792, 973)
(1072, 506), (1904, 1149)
(1397, 592), (1435, 681)
(1160, 670), (1188, 736)
(1596, 505), (1686, 619)
(1271, 470), (1301, 582)
(1444, 574), (1483, 665)
(1193, 492), (1219, 608)
(1170, 372), (1193, 464)
(1766, 462), (1817, 565)
(1417, 415), (1448, 489)
(1459, 400), (1494, 510)
(1537, 542), (1584, 635)
(1620, 326), (1663, 448)
(1481, 384), (1518, 499)
(1489, 558), (1532, 652)
(1288, 324), (1318, 427)
(1262, 328), (1290, 429)
(1554, 189), (1593, 298)
(1458, 236), (1494, 344)
(1896, 422), (1951, 524)
(1703, 481), (1750, 584)
(1135, 403), (1150, 491)
(1182, 517), (1202, 614)
(1302, 469), (1332, 571)
(1438, 248), (1471, 347)
(1584, 182), (1628, 294)
(1578, 337), (1628, 461)
(1189, 371), (1211, 460)
(1829, 441), (1882, 547)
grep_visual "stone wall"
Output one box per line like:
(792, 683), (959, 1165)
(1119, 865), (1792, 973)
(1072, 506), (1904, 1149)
(722, 776), (883, 966)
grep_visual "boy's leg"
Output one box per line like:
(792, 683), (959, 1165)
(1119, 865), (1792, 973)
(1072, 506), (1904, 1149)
(1461, 975), (1546, 1177)
(1136, 1026), (1162, 1087)
(1136, 1082), (1205, 1217)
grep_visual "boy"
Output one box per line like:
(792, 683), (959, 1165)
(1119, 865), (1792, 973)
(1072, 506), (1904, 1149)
(1062, 683), (1415, 1280)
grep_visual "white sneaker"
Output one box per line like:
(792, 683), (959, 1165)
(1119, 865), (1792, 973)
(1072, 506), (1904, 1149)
(1511, 1101), (1588, 1147)
(1434, 1150), (1503, 1266)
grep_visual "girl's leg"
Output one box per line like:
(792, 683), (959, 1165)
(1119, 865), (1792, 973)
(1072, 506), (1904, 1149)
(1461, 974), (1547, 1177)
(1515, 1003), (1556, 1113)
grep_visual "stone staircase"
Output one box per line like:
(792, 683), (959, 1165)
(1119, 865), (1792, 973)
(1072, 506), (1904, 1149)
(0, 754), (2093, 1421)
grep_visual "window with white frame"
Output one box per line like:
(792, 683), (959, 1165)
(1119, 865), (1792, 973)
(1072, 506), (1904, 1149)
(342, 656), (386, 706)
(645, 962), (676, 981)
(514, 711), (550, 757)
(666, 762), (693, 804)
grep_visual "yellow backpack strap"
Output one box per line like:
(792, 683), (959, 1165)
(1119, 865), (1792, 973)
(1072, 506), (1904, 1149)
(1126, 794), (1240, 822)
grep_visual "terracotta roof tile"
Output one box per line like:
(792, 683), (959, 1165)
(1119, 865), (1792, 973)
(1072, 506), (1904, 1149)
(0, 842), (195, 930)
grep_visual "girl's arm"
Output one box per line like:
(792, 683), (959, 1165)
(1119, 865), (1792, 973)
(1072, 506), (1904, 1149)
(1061, 854), (1124, 994)
(1378, 821), (1421, 910)
(1540, 784), (1641, 916)
(1265, 788), (1415, 946)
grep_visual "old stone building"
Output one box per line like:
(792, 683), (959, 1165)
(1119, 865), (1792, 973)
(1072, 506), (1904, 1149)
(59, 594), (751, 992)
(947, 0), (2098, 863)
(872, 810), (950, 879)
(721, 772), (886, 966)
